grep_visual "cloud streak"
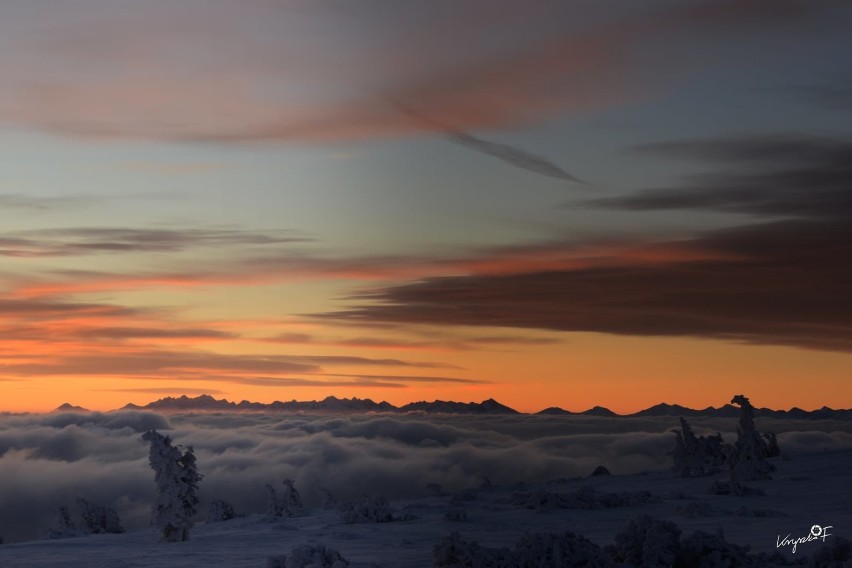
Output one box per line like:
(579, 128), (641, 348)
(0, 227), (309, 258)
(322, 134), (852, 352)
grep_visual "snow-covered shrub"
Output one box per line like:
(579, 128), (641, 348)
(511, 486), (660, 511)
(734, 505), (787, 518)
(675, 500), (717, 518)
(266, 479), (304, 518)
(142, 430), (203, 542)
(443, 508), (468, 522)
(76, 497), (124, 534)
(612, 514), (681, 567)
(433, 530), (612, 567)
(206, 499), (240, 523)
(338, 496), (395, 524)
(266, 544), (349, 568)
(671, 417), (726, 478)
(42, 506), (79, 539)
(677, 528), (755, 567)
(432, 531), (511, 567)
(512, 488), (565, 510)
(808, 536), (852, 568)
(513, 531), (613, 567)
(706, 478), (765, 497)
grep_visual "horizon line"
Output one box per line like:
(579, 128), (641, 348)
(11, 392), (850, 417)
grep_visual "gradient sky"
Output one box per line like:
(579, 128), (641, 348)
(1, 0), (851, 413)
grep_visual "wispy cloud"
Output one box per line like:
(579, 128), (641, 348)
(0, 227), (309, 258)
(0, 193), (99, 211)
(264, 331), (560, 353)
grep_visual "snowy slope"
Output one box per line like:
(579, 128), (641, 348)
(2, 448), (850, 567)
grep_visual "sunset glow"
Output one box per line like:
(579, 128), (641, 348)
(1, 0), (851, 414)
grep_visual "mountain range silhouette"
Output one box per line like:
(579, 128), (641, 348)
(50, 394), (852, 419)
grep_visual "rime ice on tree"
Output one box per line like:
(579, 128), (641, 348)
(142, 430), (203, 542)
(206, 499), (240, 523)
(42, 506), (78, 540)
(729, 394), (776, 483)
(266, 478), (304, 518)
(670, 417), (726, 477)
(76, 498), (124, 534)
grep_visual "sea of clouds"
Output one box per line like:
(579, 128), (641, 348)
(1, 410), (851, 542)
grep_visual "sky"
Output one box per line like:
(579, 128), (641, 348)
(1, 0), (851, 413)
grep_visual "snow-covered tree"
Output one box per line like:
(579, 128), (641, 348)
(266, 479), (303, 518)
(730, 394), (775, 482)
(76, 498), (124, 534)
(206, 499), (240, 523)
(42, 506), (79, 540)
(142, 430), (202, 542)
(612, 514), (681, 567)
(338, 496), (395, 524)
(671, 417), (726, 477)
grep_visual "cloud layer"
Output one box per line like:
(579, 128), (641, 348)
(0, 0), (844, 143)
(325, 135), (852, 352)
(2, 410), (849, 543)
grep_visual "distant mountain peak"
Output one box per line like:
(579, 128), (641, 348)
(581, 406), (618, 417)
(537, 407), (573, 415)
(53, 402), (89, 413)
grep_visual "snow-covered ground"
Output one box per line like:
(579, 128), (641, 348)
(2, 444), (850, 567)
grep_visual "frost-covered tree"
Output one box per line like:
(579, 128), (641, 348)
(142, 430), (202, 542)
(76, 498), (124, 534)
(671, 417), (726, 477)
(730, 395), (775, 482)
(280, 479), (303, 516)
(266, 479), (303, 518)
(338, 496), (395, 524)
(206, 499), (240, 523)
(513, 531), (613, 567)
(612, 514), (681, 567)
(42, 506), (79, 540)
